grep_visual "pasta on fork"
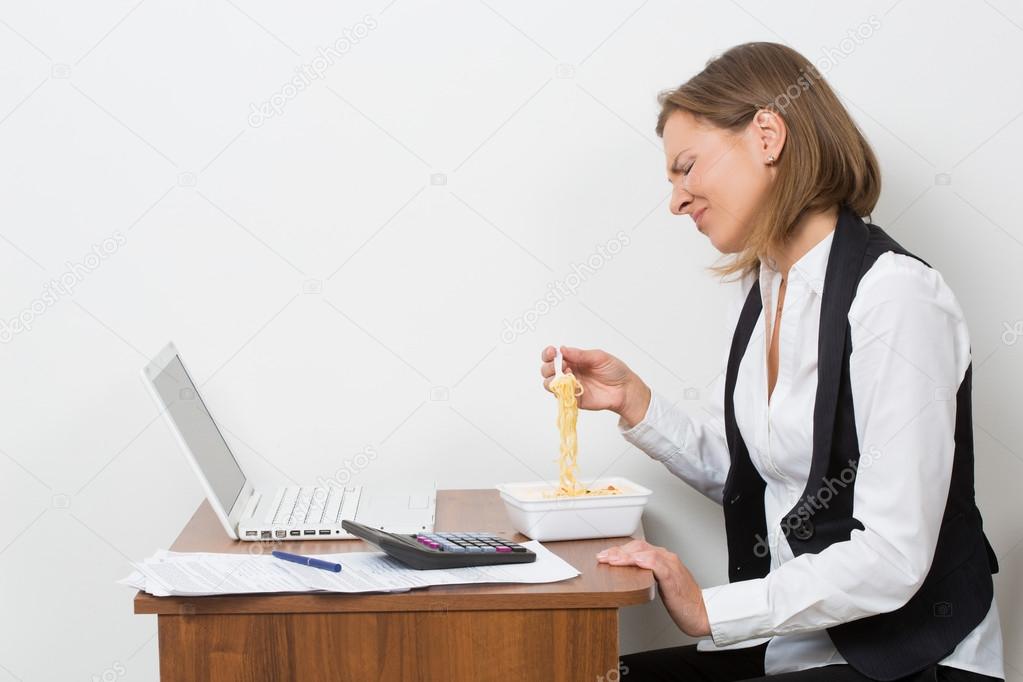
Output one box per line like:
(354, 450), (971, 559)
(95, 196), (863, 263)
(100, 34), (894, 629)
(547, 367), (620, 498)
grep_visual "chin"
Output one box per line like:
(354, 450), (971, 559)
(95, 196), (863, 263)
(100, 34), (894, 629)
(707, 233), (729, 253)
(708, 228), (743, 254)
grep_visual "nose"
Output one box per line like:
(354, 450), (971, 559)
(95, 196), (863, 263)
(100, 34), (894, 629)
(670, 185), (692, 216)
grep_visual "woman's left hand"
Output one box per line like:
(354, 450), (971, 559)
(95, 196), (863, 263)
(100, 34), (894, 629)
(597, 540), (710, 638)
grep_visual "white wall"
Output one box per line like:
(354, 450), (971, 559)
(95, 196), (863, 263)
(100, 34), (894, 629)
(1, 1), (1021, 679)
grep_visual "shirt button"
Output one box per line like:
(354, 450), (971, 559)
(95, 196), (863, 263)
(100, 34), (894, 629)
(792, 518), (814, 541)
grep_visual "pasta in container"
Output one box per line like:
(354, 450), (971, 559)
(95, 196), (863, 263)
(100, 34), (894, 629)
(495, 355), (653, 541)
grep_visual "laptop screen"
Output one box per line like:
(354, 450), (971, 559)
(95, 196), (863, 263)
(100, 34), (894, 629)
(152, 354), (246, 514)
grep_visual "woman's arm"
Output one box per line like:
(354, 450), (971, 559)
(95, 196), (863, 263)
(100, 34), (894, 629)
(617, 371), (732, 504)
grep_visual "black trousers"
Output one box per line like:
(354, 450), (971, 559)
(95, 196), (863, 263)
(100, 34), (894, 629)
(618, 643), (1003, 681)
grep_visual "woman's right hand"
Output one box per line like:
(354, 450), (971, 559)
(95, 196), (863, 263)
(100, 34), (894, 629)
(540, 345), (651, 428)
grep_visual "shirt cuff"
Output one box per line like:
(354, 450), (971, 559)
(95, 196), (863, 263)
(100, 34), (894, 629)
(616, 390), (686, 463)
(702, 580), (774, 647)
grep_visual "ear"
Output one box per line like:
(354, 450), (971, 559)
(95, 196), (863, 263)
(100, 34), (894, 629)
(753, 108), (786, 164)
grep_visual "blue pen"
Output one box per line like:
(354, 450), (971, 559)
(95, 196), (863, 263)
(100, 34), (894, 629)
(271, 550), (342, 573)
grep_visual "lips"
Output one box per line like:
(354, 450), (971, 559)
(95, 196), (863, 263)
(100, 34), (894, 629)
(693, 208), (707, 229)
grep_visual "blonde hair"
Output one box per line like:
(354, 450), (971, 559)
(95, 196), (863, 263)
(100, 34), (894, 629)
(655, 42), (880, 281)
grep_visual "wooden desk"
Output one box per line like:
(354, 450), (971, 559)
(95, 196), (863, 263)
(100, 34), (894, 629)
(135, 489), (655, 681)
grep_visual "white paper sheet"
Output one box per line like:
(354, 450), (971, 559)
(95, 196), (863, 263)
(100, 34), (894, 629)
(121, 541), (580, 597)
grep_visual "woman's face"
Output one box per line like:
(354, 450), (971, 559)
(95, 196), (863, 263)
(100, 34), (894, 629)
(661, 109), (782, 253)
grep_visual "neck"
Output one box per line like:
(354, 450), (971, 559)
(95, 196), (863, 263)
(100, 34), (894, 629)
(769, 204), (840, 276)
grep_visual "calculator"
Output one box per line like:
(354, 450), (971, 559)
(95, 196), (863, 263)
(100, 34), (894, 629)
(341, 520), (537, 570)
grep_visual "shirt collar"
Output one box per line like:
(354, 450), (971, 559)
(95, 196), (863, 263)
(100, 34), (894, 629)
(760, 226), (835, 297)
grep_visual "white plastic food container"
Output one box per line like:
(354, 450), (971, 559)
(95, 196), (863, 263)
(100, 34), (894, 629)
(496, 476), (652, 541)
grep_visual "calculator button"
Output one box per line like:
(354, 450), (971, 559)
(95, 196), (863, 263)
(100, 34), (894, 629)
(495, 546), (512, 553)
(510, 546), (528, 552)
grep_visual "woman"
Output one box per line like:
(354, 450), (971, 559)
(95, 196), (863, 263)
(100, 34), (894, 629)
(540, 43), (1003, 681)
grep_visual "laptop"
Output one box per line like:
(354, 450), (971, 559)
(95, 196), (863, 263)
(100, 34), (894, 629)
(142, 343), (435, 541)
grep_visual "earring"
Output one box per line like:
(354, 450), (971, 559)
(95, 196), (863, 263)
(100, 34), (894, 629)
(767, 155), (776, 165)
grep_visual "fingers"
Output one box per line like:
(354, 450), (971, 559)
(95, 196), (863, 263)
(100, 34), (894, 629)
(596, 539), (652, 556)
(540, 361), (554, 379)
(596, 547), (633, 565)
(540, 345), (564, 389)
(621, 539), (654, 553)
(540, 346), (555, 392)
(595, 540), (656, 564)
(596, 540), (672, 576)
(600, 549), (659, 568)
(560, 346), (604, 371)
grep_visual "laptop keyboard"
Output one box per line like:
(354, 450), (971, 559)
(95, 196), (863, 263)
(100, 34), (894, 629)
(270, 485), (361, 526)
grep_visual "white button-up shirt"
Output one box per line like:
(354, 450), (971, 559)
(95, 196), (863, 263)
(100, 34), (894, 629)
(619, 227), (1004, 677)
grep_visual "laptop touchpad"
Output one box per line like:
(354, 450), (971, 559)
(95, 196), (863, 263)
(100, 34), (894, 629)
(357, 490), (435, 533)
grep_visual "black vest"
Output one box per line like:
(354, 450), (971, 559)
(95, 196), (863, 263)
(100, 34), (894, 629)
(721, 204), (999, 681)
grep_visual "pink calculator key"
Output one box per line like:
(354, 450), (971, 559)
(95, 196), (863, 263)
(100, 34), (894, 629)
(495, 546), (512, 553)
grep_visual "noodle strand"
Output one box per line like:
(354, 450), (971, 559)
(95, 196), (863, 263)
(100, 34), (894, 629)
(548, 372), (620, 498)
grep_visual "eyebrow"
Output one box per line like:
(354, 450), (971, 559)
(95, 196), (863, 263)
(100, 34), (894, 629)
(668, 148), (691, 172)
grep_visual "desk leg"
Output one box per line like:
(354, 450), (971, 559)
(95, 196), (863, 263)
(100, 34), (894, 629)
(158, 608), (619, 681)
